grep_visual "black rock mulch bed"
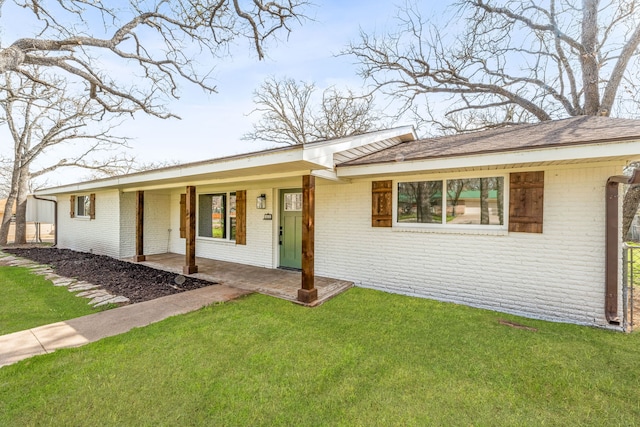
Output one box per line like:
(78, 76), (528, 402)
(3, 247), (216, 304)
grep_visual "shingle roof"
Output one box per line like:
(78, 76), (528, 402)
(340, 116), (640, 166)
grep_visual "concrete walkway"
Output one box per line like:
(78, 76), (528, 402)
(0, 285), (251, 368)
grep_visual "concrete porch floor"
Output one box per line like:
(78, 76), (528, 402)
(134, 253), (353, 306)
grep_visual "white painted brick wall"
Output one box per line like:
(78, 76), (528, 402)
(314, 163), (624, 327)
(118, 191), (175, 258)
(57, 190), (121, 258)
(59, 190), (172, 259)
(119, 192), (135, 258)
(144, 193), (171, 255)
(168, 190), (183, 254)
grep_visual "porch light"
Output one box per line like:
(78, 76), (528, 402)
(256, 194), (267, 209)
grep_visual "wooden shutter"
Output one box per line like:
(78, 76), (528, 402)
(509, 171), (544, 233)
(179, 194), (186, 238)
(372, 180), (393, 227)
(235, 190), (246, 245)
(89, 193), (96, 220)
(70, 195), (76, 218)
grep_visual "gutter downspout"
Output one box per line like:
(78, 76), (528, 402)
(32, 195), (57, 247)
(605, 170), (640, 324)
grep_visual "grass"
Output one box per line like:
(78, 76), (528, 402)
(0, 266), (108, 335)
(1, 289), (640, 425)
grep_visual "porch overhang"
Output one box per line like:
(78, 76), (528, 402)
(35, 147), (322, 196)
(35, 126), (417, 196)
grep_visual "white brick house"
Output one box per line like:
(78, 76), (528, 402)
(35, 117), (640, 328)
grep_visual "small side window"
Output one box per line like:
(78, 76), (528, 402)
(76, 195), (91, 217)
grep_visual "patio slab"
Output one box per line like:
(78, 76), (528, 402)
(136, 253), (353, 306)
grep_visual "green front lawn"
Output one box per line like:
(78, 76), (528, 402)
(2, 289), (639, 425)
(0, 266), (108, 335)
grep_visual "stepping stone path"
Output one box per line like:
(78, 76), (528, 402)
(0, 251), (130, 307)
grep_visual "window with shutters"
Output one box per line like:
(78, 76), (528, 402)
(395, 176), (505, 228)
(72, 194), (95, 219)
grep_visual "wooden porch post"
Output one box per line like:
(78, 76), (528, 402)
(133, 190), (146, 262)
(298, 174), (318, 303)
(183, 185), (198, 274)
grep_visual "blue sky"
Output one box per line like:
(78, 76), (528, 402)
(0, 1), (453, 185)
(117, 0), (410, 162)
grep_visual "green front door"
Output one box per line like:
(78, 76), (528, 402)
(279, 189), (303, 269)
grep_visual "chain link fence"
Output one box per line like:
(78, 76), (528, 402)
(623, 244), (639, 332)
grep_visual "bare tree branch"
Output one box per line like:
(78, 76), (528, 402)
(0, 70), (132, 245)
(0, 0), (309, 118)
(346, 0), (640, 130)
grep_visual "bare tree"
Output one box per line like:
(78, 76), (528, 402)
(0, 0), (308, 118)
(348, 1), (640, 126)
(346, 0), (640, 234)
(315, 87), (383, 140)
(244, 77), (315, 145)
(243, 76), (384, 145)
(0, 71), (131, 245)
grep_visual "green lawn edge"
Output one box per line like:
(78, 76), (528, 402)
(1, 288), (639, 426)
(0, 265), (109, 335)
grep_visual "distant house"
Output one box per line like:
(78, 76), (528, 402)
(34, 117), (640, 328)
(0, 197), (55, 243)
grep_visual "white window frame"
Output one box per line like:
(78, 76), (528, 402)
(393, 173), (509, 231)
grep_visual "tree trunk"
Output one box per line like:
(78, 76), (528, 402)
(0, 162), (22, 245)
(0, 189), (16, 245)
(480, 179), (489, 225)
(581, 0), (600, 115)
(416, 184), (425, 222)
(13, 170), (30, 244)
(497, 178), (504, 225)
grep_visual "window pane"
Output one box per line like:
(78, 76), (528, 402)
(198, 194), (226, 238)
(77, 196), (90, 217)
(211, 194), (226, 238)
(198, 195), (213, 237)
(397, 181), (443, 223)
(229, 193), (237, 240)
(446, 177), (504, 225)
(76, 197), (84, 217)
(284, 193), (302, 211)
